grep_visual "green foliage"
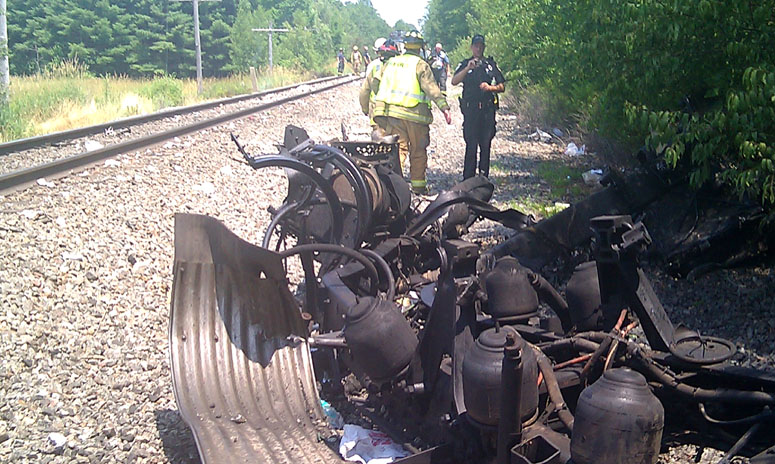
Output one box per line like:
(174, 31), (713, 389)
(632, 67), (775, 208)
(0, 78), (86, 140)
(6, 0), (389, 78)
(431, 0), (775, 216)
(140, 76), (184, 109)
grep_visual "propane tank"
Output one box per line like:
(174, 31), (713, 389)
(462, 327), (538, 426)
(571, 368), (664, 464)
(343, 297), (418, 383)
(484, 257), (539, 320)
(565, 261), (602, 330)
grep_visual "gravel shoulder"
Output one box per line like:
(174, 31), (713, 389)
(0, 79), (771, 463)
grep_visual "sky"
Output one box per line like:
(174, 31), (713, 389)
(370, 0), (429, 29)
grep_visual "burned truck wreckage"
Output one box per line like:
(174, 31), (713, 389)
(169, 126), (775, 464)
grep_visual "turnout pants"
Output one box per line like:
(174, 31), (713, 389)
(462, 107), (496, 179)
(382, 116), (431, 188)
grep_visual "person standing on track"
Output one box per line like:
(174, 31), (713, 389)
(337, 48), (346, 75)
(373, 30), (452, 194)
(350, 46), (363, 74)
(430, 43), (449, 94)
(451, 34), (505, 180)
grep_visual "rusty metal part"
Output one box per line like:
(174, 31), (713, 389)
(169, 214), (337, 464)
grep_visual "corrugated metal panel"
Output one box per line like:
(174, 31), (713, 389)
(169, 214), (339, 464)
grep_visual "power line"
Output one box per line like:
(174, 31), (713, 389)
(252, 24), (290, 74)
(171, 0), (221, 95)
(0, 0), (9, 105)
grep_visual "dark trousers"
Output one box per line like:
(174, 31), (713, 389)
(432, 68), (446, 92)
(462, 108), (496, 179)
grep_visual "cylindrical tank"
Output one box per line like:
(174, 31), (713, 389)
(462, 327), (538, 426)
(571, 368), (664, 464)
(485, 257), (539, 320)
(565, 261), (602, 330)
(344, 297), (418, 383)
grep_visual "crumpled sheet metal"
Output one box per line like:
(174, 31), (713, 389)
(169, 214), (339, 464)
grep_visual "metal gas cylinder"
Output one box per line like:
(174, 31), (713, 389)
(565, 261), (602, 330)
(343, 296), (418, 383)
(485, 257), (539, 320)
(462, 327), (538, 426)
(571, 368), (664, 464)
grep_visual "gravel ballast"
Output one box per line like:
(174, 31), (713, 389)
(0, 79), (772, 463)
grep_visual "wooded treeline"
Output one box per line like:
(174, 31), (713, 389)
(7, 0), (392, 77)
(423, 0), (775, 217)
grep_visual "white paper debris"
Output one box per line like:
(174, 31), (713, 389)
(193, 182), (216, 195)
(565, 142), (586, 156)
(47, 432), (67, 448)
(528, 129), (552, 143)
(219, 166), (233, 176)
(56, 217), (66, 227)
(37, 178), (55, 187)
(84, 140), (104, 152)
(21, 210), (39, 219)
(339, 424), (409, 464)
(62, 252), (85, 261)
(104, 159), (121, 167)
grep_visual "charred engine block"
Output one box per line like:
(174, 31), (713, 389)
(169, 125), (775, 464)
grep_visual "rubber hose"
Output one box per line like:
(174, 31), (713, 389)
(530, 344), (575, 431)
(627, 343), (775, 405)
(279, 243), (379, 296)
(528, 272), (573, 333)
(359, 249), (396, 302)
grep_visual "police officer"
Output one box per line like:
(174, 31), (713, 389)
(374, 30), (452, 194)
(451, 34), (505, 179)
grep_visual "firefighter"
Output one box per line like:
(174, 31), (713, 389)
(359, 38), (398, 139)
(451, 34), (505, 179)
(350, 45), (363, 74)
(373, 30), (452, 194)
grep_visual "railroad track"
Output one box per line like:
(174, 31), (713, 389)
(0, 74), (359, 194)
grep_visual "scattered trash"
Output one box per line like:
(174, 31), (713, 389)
(21, 210), (39, 219)
(62, 252), (85, 261)
(339, 424), (409, 464)
(104, 159), (121, 167)
(320, 400), (343, 429)
(564, 142), (586, 156)
(47, 432), (66, 449)
(219, 166), (234, 176)
(552, 128), (564, 137)
(36, 178), (55, 188)
(193, 182), (216, 195)
(582, 169), (604, 186)
(55, 217), (66, 228)
(163, 142), (175, 149)
(84, 140), (104, 152)
(528, 129), (552, 143)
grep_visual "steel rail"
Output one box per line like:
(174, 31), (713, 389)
(0, 76), (359, 194)
(0, 75), (345, 155)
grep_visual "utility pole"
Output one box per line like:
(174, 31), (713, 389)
(173, 0), (220, 95)
(252, 24), (289, 74)
(0, 0), (9, 105)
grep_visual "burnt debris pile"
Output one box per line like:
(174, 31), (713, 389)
(169, 125), (775, 464)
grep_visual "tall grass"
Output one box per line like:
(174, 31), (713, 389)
(0, 63), (315, 142)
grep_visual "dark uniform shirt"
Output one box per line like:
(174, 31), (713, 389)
(455, 57), (505, 107)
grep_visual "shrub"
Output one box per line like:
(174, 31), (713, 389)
(140, 76), (184, 109)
